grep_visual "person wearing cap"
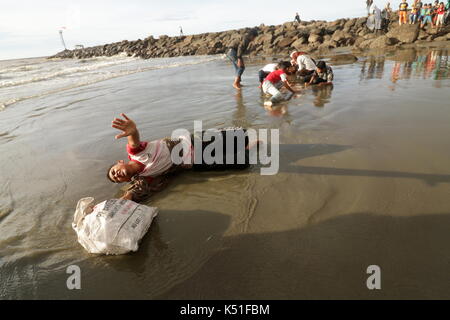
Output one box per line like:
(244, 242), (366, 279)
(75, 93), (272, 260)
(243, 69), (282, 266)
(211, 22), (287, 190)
(305, 61), (334, 86)
(290, 51), (317, 77)
(226, 28), (259, 90)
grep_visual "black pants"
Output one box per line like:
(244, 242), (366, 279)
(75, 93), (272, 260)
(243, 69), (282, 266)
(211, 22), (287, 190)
(191, 128), (250, 171)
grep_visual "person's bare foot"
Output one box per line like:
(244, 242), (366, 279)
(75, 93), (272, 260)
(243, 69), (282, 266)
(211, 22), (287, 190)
(233, 83), (241, 90)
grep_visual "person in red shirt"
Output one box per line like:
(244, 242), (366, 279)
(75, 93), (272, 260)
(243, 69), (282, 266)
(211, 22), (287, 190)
(435, 2), (446, 29)
(261, 61), (298, 107)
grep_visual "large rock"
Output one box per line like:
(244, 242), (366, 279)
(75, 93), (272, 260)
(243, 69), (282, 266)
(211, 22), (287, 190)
(331, 30), (348, 43)
(386, 24), (420, 44)
(369, 36), (389, 49)
(308, 33), (322, 43)
(329, 54), (358, 63)
(277, 37), (295, 47)
(291, 37), (307, 49)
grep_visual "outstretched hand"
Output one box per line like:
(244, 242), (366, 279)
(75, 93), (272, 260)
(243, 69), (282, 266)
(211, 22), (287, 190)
(112, 113), (137, 140)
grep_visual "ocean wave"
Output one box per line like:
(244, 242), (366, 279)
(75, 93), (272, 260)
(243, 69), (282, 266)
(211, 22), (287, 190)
(0, 55), (222, 111)
(0, 56), (139, 88)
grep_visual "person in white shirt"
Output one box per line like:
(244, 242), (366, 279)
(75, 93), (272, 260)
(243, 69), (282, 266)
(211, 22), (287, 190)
(258, 62), (280, 85)
(108, 114), (255, 202)
(290, 51), (317, 76)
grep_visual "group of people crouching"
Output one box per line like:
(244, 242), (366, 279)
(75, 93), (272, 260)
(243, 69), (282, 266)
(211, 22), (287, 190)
(258, 51), (334, 107)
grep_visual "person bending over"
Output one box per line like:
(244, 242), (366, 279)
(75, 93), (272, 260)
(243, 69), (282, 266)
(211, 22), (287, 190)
(262, 61), (298, 107)
(305, 61), (334, 86)
(226, 28), (259, 90)
(107, 114), (253, 202)
(290, 51), (317, 77)
(258, 62), (280, 86)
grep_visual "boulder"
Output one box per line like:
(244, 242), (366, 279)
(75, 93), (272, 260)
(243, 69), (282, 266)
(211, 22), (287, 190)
(329, 54), (358, 63)
(368, 35), (389, 49)
(291, 37), (307, 49)
(386, 24), (419, 44)
(308, 33), (322, 43)
(277, 37), (296, 48)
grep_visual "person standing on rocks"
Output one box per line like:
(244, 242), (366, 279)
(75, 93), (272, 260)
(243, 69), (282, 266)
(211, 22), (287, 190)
(445, 0), (450, 24)
(373, 5), (383, 33)
(435, 2), (446, 30)
(381, 2), (392, 30)
(179, 26), (184, 37)
(226, 28), (258, 90)
(399, 0), (409, 25)
(367, 0), (374, 15)
(420, 3), (434, 28)
(295, 12), (301, 24)
(410, 1), (420, 24)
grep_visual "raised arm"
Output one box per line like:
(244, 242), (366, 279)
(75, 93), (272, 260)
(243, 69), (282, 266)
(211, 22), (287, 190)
(112, 113), (141, 148)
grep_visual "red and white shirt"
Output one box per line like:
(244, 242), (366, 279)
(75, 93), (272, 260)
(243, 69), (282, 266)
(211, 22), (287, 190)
(265, 69), (288, 84)
(127, 140), (173, 178)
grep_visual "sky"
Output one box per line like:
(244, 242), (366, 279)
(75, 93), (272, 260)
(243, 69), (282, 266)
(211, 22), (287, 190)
(0, 0), (404, 60)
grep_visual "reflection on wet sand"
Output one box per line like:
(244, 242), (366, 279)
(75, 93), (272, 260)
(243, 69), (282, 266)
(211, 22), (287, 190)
(360, 56), (386, 80)
(312, 84), (334, 107)
(360, 49), (449, 85)
(2, 46), (450, 299)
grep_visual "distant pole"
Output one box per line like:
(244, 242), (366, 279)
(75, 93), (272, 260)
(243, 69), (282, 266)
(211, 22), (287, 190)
(59, 29), (67, 50)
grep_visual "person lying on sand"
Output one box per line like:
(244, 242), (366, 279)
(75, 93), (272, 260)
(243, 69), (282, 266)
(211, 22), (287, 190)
(304, 61), (334, 87)
(107, 114), (254, 202)
(262, 61), (299, 108)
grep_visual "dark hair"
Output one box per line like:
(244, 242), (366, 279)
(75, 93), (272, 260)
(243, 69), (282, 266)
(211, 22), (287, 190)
(107, 164), (118, 183)
(316, 61), (327, 70)
(278, 61), (292, 70)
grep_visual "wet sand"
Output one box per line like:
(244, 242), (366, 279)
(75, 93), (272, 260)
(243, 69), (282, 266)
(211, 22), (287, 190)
(1, 47), (450, 299)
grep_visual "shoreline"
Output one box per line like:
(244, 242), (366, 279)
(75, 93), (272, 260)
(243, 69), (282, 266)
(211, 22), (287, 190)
(50, 13), (450, 61)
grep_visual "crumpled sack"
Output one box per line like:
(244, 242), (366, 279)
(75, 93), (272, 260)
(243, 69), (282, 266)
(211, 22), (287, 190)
(72, 197), (158, 255)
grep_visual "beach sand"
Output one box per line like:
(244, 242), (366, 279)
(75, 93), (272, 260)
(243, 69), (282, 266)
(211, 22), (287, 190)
(0, 47), (450, 299)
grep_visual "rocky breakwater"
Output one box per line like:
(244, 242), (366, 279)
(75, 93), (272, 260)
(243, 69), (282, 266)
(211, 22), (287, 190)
(51, 14), (450, 60)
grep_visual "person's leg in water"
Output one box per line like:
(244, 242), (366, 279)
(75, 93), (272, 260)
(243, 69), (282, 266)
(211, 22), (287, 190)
(234, 59), (245, 90)
(262, 80), (284, 108)
(227, 49), (244, 90)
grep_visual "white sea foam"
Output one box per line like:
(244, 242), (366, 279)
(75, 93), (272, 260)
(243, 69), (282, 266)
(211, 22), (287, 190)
(0, 54), (223, 110)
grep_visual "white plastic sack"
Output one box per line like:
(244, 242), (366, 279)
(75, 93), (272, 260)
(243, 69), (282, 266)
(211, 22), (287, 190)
(72, 197), (158, 255)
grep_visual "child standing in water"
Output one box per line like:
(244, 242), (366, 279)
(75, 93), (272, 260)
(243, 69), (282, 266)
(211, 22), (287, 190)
(399, 0), (409, 25)
(262, 61), (298, 107)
